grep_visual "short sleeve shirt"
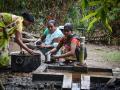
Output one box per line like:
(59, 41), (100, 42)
(43, 28), (49, 36)
(44, 27), (64, 45)
(0, 13), (23, 66)
(0, 13), (23, 37)
(59, 37), (80, 60)
(60, 37), (80, 51)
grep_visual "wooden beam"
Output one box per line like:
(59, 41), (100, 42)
(32, 64), (47, 73)
(62, 73), (72, 90)
(72, 83), (80, 90)
(112, 68), (120, 77)
(81, 75), (90, 90)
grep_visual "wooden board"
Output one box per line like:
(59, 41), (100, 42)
(81, 75), (90, 90)
(62, 73), (72, 90)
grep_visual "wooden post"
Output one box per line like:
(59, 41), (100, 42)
(79, 37), (85, 64)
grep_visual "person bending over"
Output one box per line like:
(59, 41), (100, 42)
(0, 12), (37, 67)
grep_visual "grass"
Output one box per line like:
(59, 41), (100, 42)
(95, 48), (104, 51)
(103, 51), (120, 61)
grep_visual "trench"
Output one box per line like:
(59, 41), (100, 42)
(1, 64), (120, 90)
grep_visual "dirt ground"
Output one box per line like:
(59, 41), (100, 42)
(10, 42), (120, 69)
(85, 43), (120, 69)
(0, 42), (119, 90)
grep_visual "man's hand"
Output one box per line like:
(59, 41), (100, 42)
(28, 49), (41, 55)
(52, 55), (60, 59)
(39, 43), (46, 48)
(34, 39), (41, 46)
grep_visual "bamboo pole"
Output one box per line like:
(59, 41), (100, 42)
(79, 37), (85, 64)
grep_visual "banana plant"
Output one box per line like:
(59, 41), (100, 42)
(80, 0), (120, 32)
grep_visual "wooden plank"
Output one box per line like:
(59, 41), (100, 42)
(112, 68), (120, 77)
(48, 65), (88, 73)
(32, 64), (64, 81)
(62, 73), (72, 90)
(89, 75), (112, 83)
(32, 64), (47, 73)
(72, 83), (80, 90)
(88, 75), (120, 82)
(106, 68), (120, 85)
(48, 65), (113, 73)
(88, 66), (112, 72)
(81, 75), (90, 90)
(32, 72), (64, 81)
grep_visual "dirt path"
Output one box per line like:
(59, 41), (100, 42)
(86, 43), (120, 69)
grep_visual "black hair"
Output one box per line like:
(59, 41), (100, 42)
(64, 23), (73, 31)
(47, 20), (56, 26)
(21, 12), (34, 23)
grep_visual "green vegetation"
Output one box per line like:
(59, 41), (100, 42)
(0, 0), (80, 33)
(0, 0), (75, 22)
(103, 51), (120, 61)
(80, 0), (120, 32)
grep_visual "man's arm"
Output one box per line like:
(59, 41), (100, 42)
(41, 37), (61, 48)
(15, 30), (34, 54)
(48, 38), (63, 55)
(53, 38), (77, 59)
(41, 34), (46, 42)
(22, 38), (37, 43)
